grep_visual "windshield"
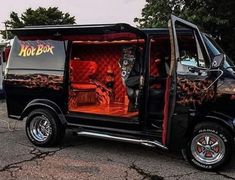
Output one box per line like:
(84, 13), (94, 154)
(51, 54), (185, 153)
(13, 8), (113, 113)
(203, 34), (235, 71)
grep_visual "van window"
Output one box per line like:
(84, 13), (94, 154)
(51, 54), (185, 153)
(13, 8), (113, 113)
(8, 37), (66, 71)
(203, 34), (235, 72)
(176, 30), (208, 75)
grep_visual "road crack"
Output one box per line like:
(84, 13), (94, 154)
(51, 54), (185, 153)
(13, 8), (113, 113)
(216, 172), (235, 180)
(124, 170), (128, 180)
(0, 145), (70, 178)
(130, 163), (164, 180)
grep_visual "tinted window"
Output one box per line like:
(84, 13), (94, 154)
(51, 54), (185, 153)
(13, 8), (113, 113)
(8, 37), (66, 71)
(203, 35), (222, 58)
(177, 32), (207, 75)
(203, 34), (235, 71)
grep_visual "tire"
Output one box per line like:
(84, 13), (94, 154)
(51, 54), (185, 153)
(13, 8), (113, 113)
(26, 108), (65, 147)
(186, 122), (234, 170)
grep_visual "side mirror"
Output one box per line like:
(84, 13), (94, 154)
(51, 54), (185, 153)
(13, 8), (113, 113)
(211, 54), (224, 69)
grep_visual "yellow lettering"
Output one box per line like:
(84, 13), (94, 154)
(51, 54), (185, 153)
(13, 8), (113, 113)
(26, 48), (32, 56)
(36, 45), (44, 56)
(47, 45), (54, 54)
(31, 47), (36, 56)
(18, 45), (28, 57)
(19, 43), (55, 57)
(43, 46), (47, 53)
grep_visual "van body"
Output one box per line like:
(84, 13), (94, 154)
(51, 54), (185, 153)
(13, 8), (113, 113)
(4, 15), (235, 170)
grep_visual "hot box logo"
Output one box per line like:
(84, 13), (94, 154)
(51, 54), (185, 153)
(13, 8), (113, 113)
(18, 43), (55, 57)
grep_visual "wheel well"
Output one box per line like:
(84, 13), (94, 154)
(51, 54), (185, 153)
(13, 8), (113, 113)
(189, 118), (235, 138)
(21, 105), (63, 124)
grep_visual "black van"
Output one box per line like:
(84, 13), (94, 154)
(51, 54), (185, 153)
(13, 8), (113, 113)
(4, 15), (235, 170)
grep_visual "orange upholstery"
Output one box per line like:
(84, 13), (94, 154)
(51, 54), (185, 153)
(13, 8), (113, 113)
(71, 83), (96, 90)
(70, 44), (164, 103)
(70, 60), (97, 84)
(69, 61), (98, 107)
(72, 44), (126, 103)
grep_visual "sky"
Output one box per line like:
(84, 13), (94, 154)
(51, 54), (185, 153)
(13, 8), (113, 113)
(0, 0), (146, 31)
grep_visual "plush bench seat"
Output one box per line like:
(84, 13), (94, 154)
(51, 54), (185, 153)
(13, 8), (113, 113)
(70, 60), (98, 106)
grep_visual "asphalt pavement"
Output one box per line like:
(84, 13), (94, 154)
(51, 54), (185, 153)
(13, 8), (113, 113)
(0, 100), (235, 180)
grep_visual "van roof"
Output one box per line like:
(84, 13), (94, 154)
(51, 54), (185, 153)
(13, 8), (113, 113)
(10, 23), (192, 37)
(10, 23), (145, 37)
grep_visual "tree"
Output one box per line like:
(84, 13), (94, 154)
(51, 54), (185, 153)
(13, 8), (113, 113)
(134, 0), (182, 28)
(1, 7), (76, 39)
(134, 0), (235, 61)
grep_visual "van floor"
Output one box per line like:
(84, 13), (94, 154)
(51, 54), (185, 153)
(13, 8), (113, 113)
(69, 103), (138, 118)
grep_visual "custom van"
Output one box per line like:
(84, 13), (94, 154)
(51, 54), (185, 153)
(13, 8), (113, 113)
(4, 15), (235, 170)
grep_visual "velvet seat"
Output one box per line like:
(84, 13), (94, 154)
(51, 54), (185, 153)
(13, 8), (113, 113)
(70, 60), (97, 85)
(69, 60), (98, 106)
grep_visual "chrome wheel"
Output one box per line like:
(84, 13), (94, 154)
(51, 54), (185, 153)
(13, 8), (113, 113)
(30, 115), (52, 142)
(191, 132), (225, 165)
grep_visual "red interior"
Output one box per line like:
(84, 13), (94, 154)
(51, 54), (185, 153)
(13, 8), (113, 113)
(68, 37), (170, 119)
(71, 44), (126, 103)
(70, 60), (97, 89)
(150, 40), (170, 74)
(68, 42), (137, 117)
(69, 43), (165, 103)
(150, 46), (161, 77)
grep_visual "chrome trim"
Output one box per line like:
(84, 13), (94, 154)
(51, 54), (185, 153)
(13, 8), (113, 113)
(77, 131), (168, 150)
(204, 69), (223, 91)
(30, 115), (52, 142)
(9, 115), (21, 120)
(191, 132), (225, 165)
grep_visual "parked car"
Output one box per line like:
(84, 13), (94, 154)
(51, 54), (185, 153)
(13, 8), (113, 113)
(0, 41), (10, 95)
(4, 15), (235, 170)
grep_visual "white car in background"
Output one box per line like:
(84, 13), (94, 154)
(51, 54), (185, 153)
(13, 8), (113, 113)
(0, 41), (10, 96)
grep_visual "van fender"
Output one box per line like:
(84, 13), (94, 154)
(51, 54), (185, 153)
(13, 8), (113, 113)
(203, 113), (235, 134)
(178, 111), (235, 156)
(20, 99), (67, 125)
(188, 111), (235, 136)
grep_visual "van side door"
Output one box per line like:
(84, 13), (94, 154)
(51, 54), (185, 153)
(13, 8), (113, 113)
(168, 15), (217, 147)
(169, 15), (216, 107)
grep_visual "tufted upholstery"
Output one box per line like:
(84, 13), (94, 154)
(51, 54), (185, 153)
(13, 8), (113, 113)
(72, 44), (126, 103)
(69, 60), (98, 107)
(71, 43), (165, 103)
(71, 83), (97, 89)
(70, 60), (97, 83)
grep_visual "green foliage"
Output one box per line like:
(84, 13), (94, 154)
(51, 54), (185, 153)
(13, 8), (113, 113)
(134, 0), (182, 28)
(1, 7), (76, 39)
(135, 0), (235, 61)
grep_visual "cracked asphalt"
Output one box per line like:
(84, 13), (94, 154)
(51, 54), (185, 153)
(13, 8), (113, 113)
(0, 101), (235, 179)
